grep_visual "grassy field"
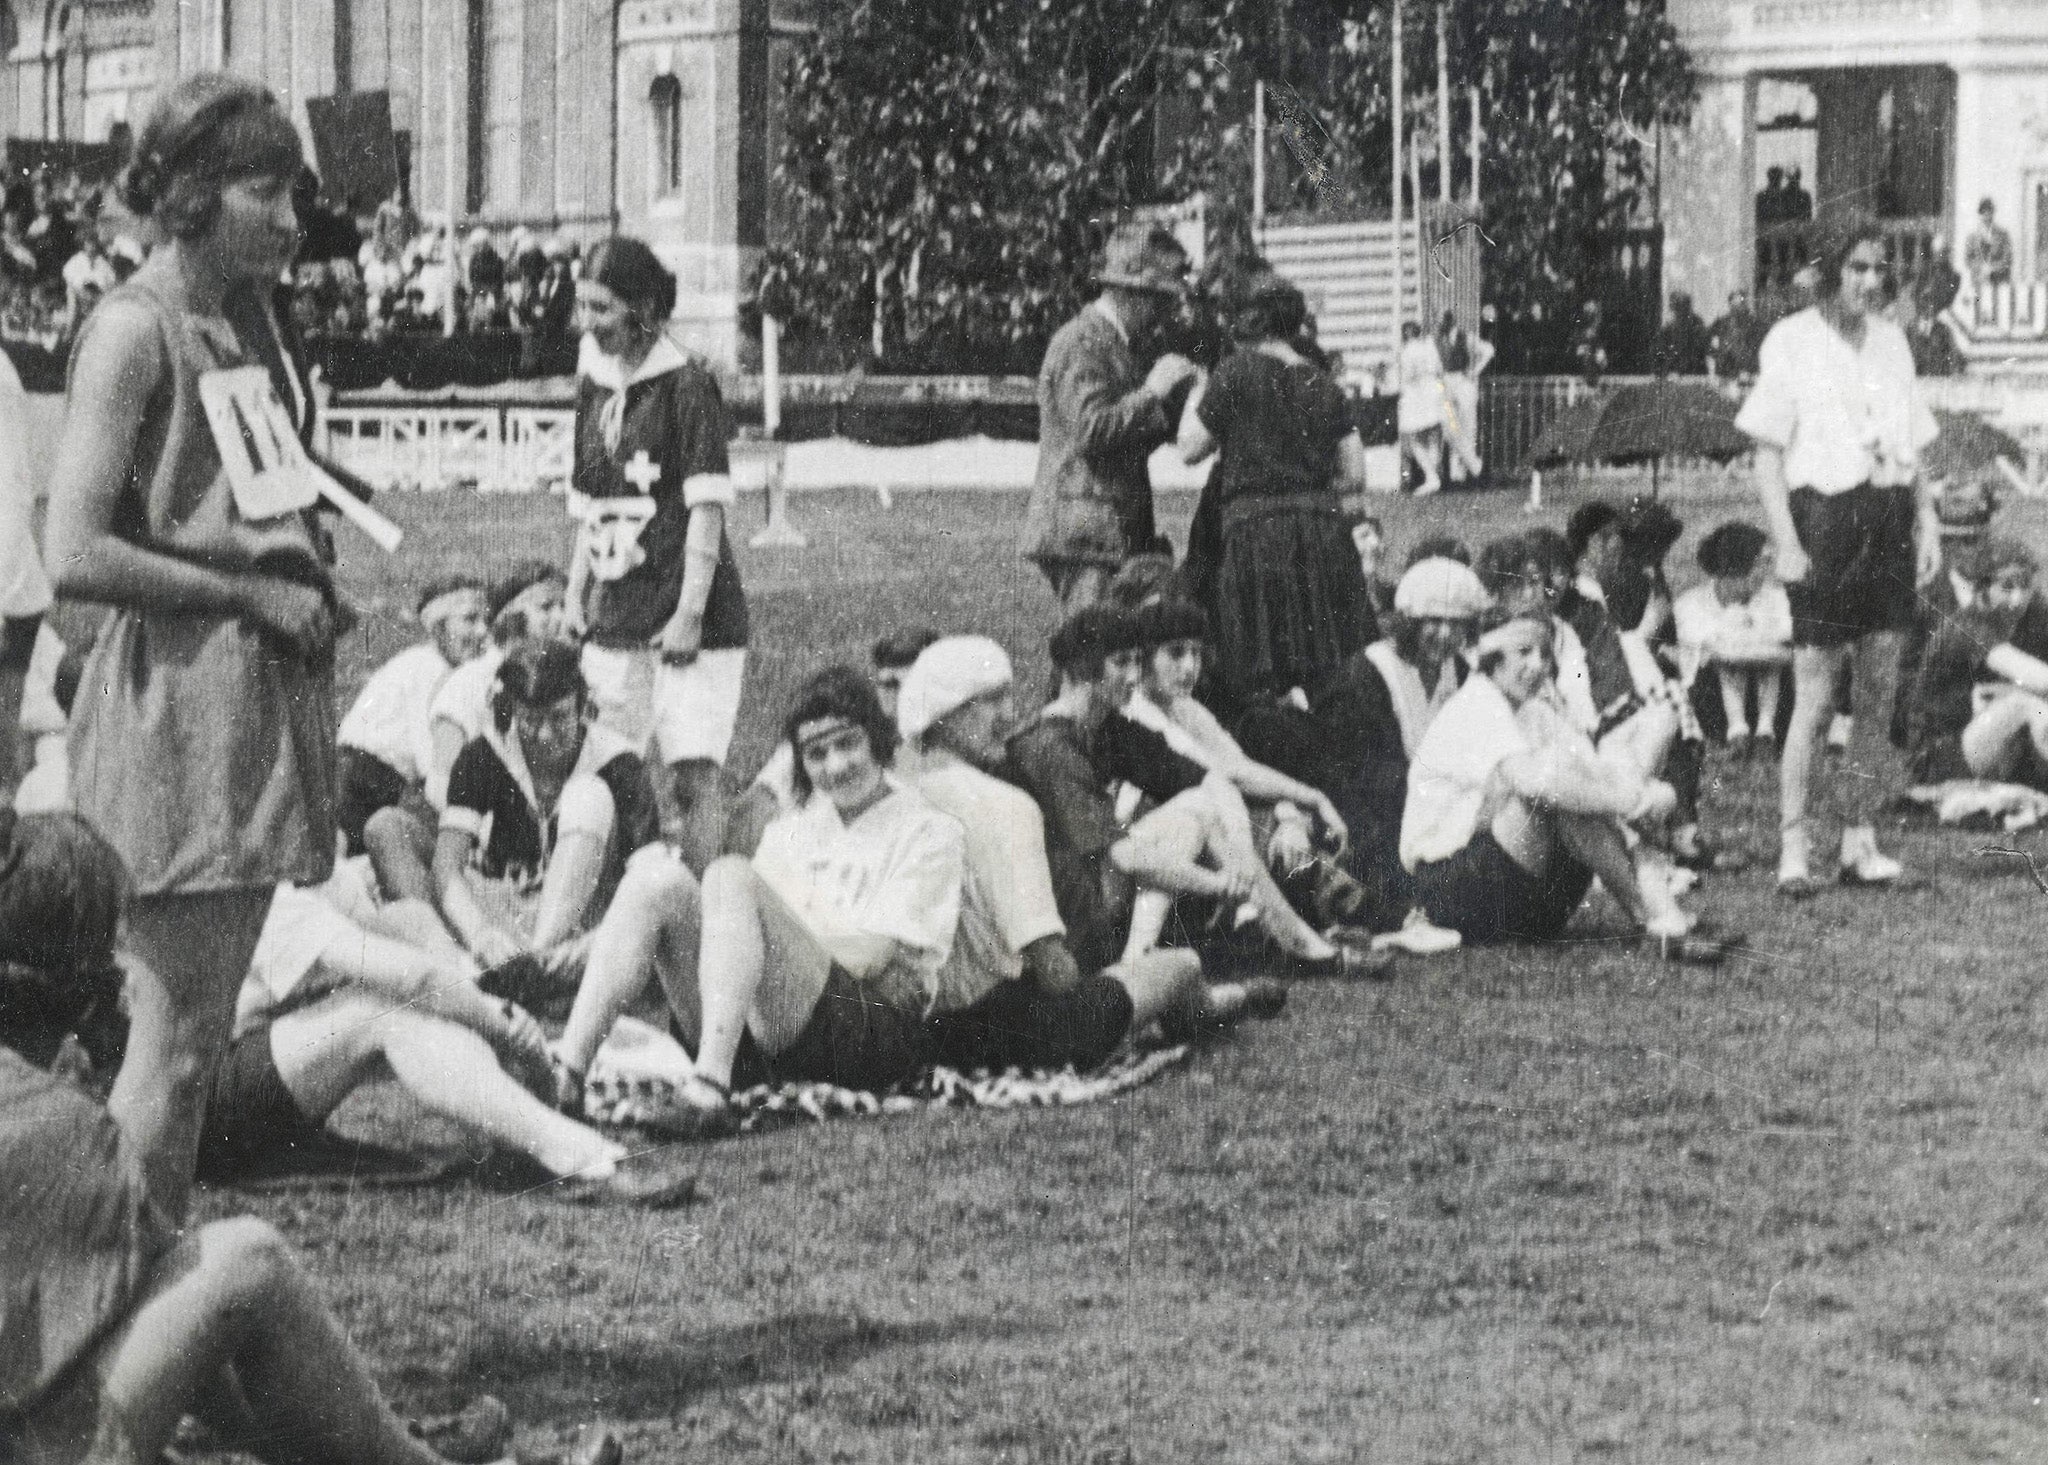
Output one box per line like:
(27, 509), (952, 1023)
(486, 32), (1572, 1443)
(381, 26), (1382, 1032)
(195, 470), (2048, 1463)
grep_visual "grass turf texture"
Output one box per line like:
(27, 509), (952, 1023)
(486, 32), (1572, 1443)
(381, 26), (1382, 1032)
(196, 471), (2048, 1462)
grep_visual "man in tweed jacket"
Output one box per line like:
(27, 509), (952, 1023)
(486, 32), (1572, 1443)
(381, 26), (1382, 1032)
(1021, 224), (1199, 609)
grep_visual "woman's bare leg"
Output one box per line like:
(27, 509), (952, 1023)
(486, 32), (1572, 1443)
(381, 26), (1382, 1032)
(1780, 643), (1846, 862)
(86, 1217), (445, 1465)
(1715, 665), (1750, 739)
(268, 996), (620, 1179)
(1843, 628), (1907, 828)
(362, 807), (438, 907)
(690, 857), (833, 1086)
(1188, 782), (1335, 959)
(665, 759), (727, 878)
(557, 850), (702, 1072)
(110, 889), (274, 1221)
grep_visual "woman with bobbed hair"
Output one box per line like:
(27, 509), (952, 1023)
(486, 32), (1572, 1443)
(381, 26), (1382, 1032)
(1736, 213), (1940, 896)
(44, 73), (342, 1219)
(1179, 269), (1377, 714)
(564, 234), (747, 875)
(0, 810), (621, 1465)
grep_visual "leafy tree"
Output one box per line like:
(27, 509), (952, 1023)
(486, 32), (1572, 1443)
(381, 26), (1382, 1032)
(765, 0), (1252, 371)
(1262, 0), (1698, 366)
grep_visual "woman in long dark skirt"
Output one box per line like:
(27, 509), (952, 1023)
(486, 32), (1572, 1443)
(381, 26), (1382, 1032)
(1179, 272), (1377, 714)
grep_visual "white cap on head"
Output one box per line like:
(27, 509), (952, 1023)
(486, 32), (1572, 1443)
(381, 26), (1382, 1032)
(1394, 557), (1490, 621)
(896, 635), (1014, 742)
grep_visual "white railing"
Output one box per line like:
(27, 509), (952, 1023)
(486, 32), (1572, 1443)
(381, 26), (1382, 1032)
(322, 403), (572, 495)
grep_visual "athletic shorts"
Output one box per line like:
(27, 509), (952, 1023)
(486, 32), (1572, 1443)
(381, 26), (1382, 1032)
(1786, 483), (1918, 648)
(579, 643), (746, 766)
(924, 973), (1135, 1074)
(732, 961), (931, 1093)
(196, 1023), (325, 1178)
(1411, 831), (1593, 946)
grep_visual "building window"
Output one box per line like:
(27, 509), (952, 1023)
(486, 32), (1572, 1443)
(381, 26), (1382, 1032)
(650, 72), (682, 198)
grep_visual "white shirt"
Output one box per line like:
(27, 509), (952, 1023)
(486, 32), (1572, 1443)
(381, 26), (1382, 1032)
(1400, 674), (1529, 871)
(1735, 307), (1938, 494)
(236, 882), (361, 1036)
(1549, 617), (1600, 735)
(0, 351), (52, 622)
(1673, 581), (1793, 671)
(426, 646), (505, 805)
(914, 755), (1067, 1013)
(338, 643), (454, 783)
(752, 779), (966, 1013)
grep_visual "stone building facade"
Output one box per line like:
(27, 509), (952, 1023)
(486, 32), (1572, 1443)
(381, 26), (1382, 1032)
(0, 0), (818, 362)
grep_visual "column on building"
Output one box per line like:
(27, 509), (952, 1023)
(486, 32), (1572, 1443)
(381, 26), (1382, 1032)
(616, 0), (769, 365)
(1659, 67), (1753, 326)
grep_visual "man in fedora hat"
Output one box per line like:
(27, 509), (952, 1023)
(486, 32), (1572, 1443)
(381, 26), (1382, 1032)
(1022, 223), (1200, 609)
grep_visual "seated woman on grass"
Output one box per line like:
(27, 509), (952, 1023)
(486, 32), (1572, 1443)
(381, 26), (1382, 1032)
(195, 874), (694, 1206)
(423, 640), (661, 982)
(0, 810), (600, 1465)
(1909, 538), (2048, 788)
(897, 635), (1286, 1072)
(363, 561), (570, 906)
(1398, 611), (1729, 962)
(548, 666), (966, 1127)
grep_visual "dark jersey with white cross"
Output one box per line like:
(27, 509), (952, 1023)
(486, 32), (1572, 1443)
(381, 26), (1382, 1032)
(572, 349), (749, 649)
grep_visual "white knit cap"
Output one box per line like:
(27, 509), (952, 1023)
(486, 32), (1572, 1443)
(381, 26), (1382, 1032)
(896, 636), (1014, 741)
(1394, 557), (1490, 620)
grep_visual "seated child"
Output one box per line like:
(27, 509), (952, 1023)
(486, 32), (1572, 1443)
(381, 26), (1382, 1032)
(1673, 521), (1792, 756)
(426, 641), (661, 975)
(1001, 606), (1378, 977)
(0, 810), (578, 1465)
(335, 574), (489, 855)
(197, 875), (692, 1205)
(899, 636), (1284, 1070)
(1399, 611), (1728, 961)
(1909, 538), (2048, 787)
(549, 666), (966, 1126)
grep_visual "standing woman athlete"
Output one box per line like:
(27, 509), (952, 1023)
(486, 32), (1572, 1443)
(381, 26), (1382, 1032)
(44, 75), (340, 1218)
(1735, 217), (1940, 895)
(564, 237), (746, 874)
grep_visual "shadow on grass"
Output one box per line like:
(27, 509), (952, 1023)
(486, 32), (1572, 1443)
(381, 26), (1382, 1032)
(434, 1309), (1046, 1418)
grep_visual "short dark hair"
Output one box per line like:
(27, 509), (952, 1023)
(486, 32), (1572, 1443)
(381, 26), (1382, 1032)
(491, 640), (585, 732)
(784, 665), (899, 801)
(0, 811), (128, 1069)
(1696, 521), (1769, 579)
(1225, 272), (1308, 344)
(1134, 596), (1209, 650)
(1566, 501), (1623, 559)
(1049, 605), (1146, 679)
(1521, 527), (1576, 581)
(1474, 533), (1533, 600)
(871, 628), (942, 673)
(1105, 552), (1181, 610)
(1808, 214), (1890, 302)
(1405, 534), (1471, 569)
(487, 559), (566, 639)
(581, 235), (678, 321)
(119, 74), (305, 239)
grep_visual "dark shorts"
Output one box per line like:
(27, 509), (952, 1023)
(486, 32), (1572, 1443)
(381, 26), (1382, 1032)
(0, 613), (40, 671)
(1787, 483), (1918, 648)
(924, 973), (1136, 1075)
(1412, 832), (1594, 946)
(733, 962), (932, 1093)
(196, 1023), (326, 1178)
(335, 746), (414, 856)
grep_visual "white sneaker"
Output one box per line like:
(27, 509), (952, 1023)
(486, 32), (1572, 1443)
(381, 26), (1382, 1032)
(1372, 908), (1463, 956)
(1777, 825), (1820, 900)
(1838, 827), (1905, 886)
(1826, 714), (1853, 752)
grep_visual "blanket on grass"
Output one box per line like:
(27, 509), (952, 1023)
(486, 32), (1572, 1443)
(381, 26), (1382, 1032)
(1902, 779), (2048, 832)
(582, 1016), (1191, 1137)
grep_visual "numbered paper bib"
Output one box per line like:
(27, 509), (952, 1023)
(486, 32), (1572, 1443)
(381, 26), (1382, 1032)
(198, 366), (324, 522)
(574, 495), (659, 582)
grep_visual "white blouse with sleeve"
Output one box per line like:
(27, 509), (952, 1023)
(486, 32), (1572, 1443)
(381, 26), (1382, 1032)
(1734, 307), (1938, 494)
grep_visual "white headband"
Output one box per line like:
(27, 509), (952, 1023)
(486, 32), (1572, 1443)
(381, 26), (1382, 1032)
(418, 587), (482, 628)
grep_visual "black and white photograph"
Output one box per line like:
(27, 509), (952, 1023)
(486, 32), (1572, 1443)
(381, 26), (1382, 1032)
(4, 0), (2048, 1459)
